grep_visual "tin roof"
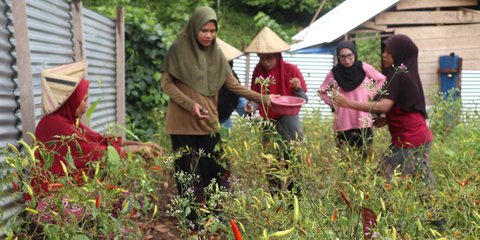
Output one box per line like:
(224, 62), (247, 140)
(291, 0), (399, 51)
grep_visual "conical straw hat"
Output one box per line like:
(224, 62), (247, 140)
(216, 38), (243, 61)
(41, 60), (88, 115)
(243, 26), (290, 53)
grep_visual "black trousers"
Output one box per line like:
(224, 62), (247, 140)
(336, 128), (373, 148)
(170, 133), (228, 202)
(336, 128), (373, 159)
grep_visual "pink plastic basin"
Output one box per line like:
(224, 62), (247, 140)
(271, 96), (306, 115)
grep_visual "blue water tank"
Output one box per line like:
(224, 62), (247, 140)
(438, 53), (461, 98)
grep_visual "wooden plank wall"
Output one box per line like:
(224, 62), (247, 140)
(376, 10), (480, 25)
(360, 0), (480, 104)
(393, 24), (480, 102)
(396, 0), (478, 10)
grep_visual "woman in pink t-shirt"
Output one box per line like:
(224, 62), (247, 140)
(332, 35), (435, 189)
(319, 40), (385, 158)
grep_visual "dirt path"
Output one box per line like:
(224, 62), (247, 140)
(141, 178), (182, 240)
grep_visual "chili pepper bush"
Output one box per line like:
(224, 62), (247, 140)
(167, 90), (480, 239)
(1, 91), (479, 239)
(0, 132), (174, 239)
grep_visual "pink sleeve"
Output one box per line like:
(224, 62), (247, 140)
(319, 71), (334, 107)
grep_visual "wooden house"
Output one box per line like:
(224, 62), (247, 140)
(292, 0), (480, 109)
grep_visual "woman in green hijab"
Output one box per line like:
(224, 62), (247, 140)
(161, 6), (271, 230)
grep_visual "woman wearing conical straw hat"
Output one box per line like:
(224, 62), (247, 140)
(160, 6), (273, 231)
(33, 61), (162, 195)
(244, 26), (308, 194)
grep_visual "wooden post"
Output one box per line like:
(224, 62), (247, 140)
(71, 0), (90, 126)
(115, 6), (126, 131)
(71, 0), (86, 63)
(11, 0), (35, 144)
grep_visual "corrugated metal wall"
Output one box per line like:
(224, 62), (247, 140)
(0, 0), (23, 234)
(0, 1), (19, 148)
(83, 8), (117, 133)
(17, 1), (118, 134)
(0, 1), (119, 236)
(1, 0), (75, 235)
(24, 0), (75, 125)
(461, 70), (480, 117)
(233, 53), (335, 119)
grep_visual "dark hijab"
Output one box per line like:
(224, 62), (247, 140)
(332, 40), (366, 91)
(383, 34), (428, 118)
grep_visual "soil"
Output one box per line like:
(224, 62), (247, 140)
(140, 178), (182, 240)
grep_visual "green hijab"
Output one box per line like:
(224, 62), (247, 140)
(161, 6), (231, 96)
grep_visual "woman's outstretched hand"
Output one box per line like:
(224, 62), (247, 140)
(141, 142), (163, 160)
(124, 142), (163, 160)
(244, 101), (256, 115)
(145, 142), (163, 155)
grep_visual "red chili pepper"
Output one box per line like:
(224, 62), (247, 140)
(150, 165), (162, 171)
(47, 183), (63, 191)
(106, 184), (119, 190)
(455, 179), (465, 187)
(332, 210), (337, 221)
(11, 181), (19, 191)
(337, 189), (351, 208)
(129, 208), (138, 218)
(95, 178), (104, 188)
(229, 219), (243, 240)
(95, 195), (100, 208)
(74, 172), (83, 183)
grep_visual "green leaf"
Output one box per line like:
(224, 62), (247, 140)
(113, 124), (141, 142)
(65, 146), (76, 169)
(40, 150), (54, 170)
(153, 72), (162, 81)
(185, 206), (191, 217)
(84, 98), (101, 123)
(107, 145), (121, 168)
(71, 234), (91, 240)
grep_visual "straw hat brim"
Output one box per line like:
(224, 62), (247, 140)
(217, 38), (243, 61)
(41, 60), (88, 115)
(243, 26), (290, 53)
